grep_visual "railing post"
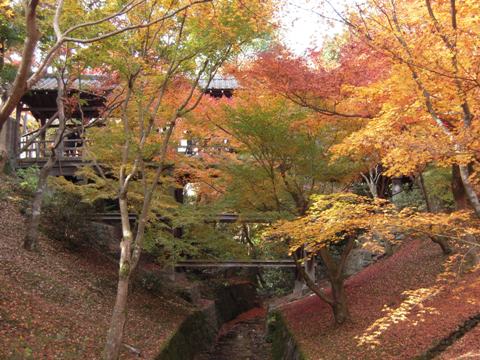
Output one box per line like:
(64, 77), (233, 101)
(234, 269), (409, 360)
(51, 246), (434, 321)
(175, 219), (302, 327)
(57, 139), (64, 159)
(35, 139), (39, 159)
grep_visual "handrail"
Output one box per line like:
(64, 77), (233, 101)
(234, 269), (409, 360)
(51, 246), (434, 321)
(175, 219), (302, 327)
(175, 259), (296, 268)
(18, 138), (91, 160)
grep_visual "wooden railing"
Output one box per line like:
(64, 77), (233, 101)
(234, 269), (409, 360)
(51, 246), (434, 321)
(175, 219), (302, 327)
(175, 259), (296, 268)
(18, 138), (88, 160)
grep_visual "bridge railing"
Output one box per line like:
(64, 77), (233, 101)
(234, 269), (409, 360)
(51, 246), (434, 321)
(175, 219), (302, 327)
(18, 138), (90, 160)
(175, 259), (296, 268)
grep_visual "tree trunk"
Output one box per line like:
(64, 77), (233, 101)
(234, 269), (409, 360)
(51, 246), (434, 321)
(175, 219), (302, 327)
(23, 155), (56, 250)
(0, 0), (40, 132)
(318, 240), (354, 324)
(104, 194), (134, 360)
(452, 164), (469, 210)
(23, 75), (65, 251)
(104, 273), (131, 360)
(417, 172), (432, 212)
(330, 278), (349, 324)
(458, 164), (480, 216)
(377, 176), (391, 199)
(430, 236), (452, 255)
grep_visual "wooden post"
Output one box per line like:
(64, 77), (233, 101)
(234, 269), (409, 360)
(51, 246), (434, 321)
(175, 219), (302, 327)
(39, 118), (46, 158)
(304, 256), (316, 287)
(22, 113), (28, 135)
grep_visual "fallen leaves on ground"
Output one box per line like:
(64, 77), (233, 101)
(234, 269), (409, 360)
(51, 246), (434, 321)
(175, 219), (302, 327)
(0, 197), (192, 359)
(280, 239), (480, 360)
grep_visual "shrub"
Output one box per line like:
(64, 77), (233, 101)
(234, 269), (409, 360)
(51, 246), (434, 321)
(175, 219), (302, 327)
(16, 167), (39, 195)
(41, 191), (96, 249)
(423, 167), (455, 211)
(258, 268), (295, 297)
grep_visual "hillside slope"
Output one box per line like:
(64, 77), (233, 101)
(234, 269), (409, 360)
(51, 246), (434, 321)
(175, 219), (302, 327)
(280, 239), (480, 359)
(0, 197), (192, 359)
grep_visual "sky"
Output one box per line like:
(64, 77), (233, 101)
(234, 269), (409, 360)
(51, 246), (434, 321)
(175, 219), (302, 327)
(278, 0), (349, 56)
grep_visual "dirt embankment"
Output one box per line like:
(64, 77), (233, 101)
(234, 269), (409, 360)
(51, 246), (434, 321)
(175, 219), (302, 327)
(0, 197), (192, 359)
(278, 239), (480, 359)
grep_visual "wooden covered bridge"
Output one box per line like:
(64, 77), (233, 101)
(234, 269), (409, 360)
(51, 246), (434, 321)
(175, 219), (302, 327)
(2, 76), (316, 288)
(2, 76), (107, 176)
(174, 259), (296, 269)
(1, 75), (239, 177)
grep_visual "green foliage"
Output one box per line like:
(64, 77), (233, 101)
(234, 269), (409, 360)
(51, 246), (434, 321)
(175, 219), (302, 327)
(41, 190), (96, 250)
(258, 268), (295, 297)
(0, 63), (17, 86)
(423, 167), (455, 211)
(136, 271), (165, 295)
(143, 222), (197, 267)
(392, 184), (426, 211)
(219, 97), (361, 218)
(16, 167), (39, 195)
(0, 1), (24, 87)
(143, 200), (266, 267)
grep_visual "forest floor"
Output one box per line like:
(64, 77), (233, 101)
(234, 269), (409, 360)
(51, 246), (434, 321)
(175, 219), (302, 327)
(279, 238), (480, 359)
(0, 184), (193, 359)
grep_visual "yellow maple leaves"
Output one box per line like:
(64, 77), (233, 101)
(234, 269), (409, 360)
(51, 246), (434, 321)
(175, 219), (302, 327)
(265, 192), (480, 257)
(0, 0), (13, 18)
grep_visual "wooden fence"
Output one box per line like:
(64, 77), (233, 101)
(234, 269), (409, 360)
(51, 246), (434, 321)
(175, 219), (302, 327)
(18, 138), (87, 160)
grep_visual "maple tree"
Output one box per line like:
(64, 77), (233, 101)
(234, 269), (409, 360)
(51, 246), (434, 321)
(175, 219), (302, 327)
(266, 193), (479, 324)
(234, 42), (386, 120)
(318, 0), (480, 214)
(74, 1), (275, 358)
(189, 79), (367, 220)
(0, 0), (214, 141)
(226, 41), (397, 200)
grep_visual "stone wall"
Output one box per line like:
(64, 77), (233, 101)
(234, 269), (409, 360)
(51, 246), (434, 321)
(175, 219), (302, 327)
(268, 312), (305, 360)
(156, 280), (260, 360)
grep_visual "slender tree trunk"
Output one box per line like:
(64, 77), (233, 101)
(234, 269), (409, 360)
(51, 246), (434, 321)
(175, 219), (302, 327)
(104, 194), (133, 360)
(330, 278), (349, 324)
(367, 181), (378, 198)
(0, 0), (40, 132)
(103, 61), (222, 359)
(24, 76), (65, 251)
(458, 164), (480, 216)
(391, 177), (403, 206)
(452, 164), (469, 210)
(430, 236), (452, 255)
(23, 155), (56, 250)
(318, 239), (354, 324)
(417, 172), (432, 212)
(104, 273), (131, 360)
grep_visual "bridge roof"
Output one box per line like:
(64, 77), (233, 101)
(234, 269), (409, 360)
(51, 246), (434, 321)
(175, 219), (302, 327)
(198, 76), (239, 90)
(21, 75), (109, 120)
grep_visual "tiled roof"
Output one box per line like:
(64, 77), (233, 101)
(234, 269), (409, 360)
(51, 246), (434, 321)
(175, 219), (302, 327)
(199, 76), (239, 90)
(31, 75), (106, 92)
(32, 75), (238, 91)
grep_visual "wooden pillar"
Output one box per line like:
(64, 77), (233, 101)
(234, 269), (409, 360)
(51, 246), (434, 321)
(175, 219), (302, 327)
(22, 112), (28, 135)
(41, 118), (46, 157)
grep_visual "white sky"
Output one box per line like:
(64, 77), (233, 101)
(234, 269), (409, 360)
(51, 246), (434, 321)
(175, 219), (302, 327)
(278, 0), (350, 56)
